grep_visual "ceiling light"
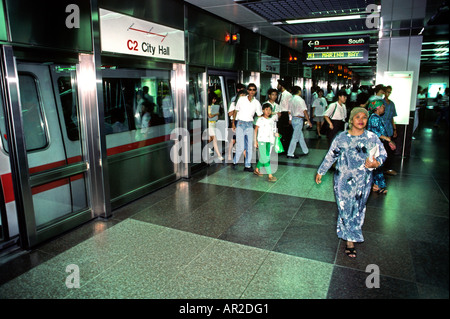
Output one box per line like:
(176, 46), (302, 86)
(285, 14), (363, 24)
(422, 41), (449, 45)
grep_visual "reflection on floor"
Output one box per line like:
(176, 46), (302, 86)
(0, 121), (448, 299)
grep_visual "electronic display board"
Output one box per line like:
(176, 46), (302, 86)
(302, 36), (370, 65)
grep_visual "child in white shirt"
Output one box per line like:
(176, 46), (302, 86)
(253, 104), (279, 182)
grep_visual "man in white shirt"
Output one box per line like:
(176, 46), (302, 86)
(276, 79), (293, 153)
(287, 86), (312, 158)
(232, 83), (263, 171)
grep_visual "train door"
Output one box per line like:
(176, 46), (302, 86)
(0, 52), (91, 249)
(207, 70), (238, 146)
(101, 66), (178, 208)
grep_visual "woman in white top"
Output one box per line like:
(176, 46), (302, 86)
(324, 90), (347, 145)
(312, 88), (327, 138)
(208, 93), (223, 161)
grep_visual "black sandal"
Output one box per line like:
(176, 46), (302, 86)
(345, 246), (357, 258)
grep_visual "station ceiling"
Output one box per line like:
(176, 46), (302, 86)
(184, 0), (449, 82)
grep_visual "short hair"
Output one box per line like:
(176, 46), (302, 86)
(374, 84), (384, 94)
(267, 88), (278, 96)
(291, 86), (301, 95)
(247, 83), (257, 90)
(356, 92), (369, 105)
(262, 103), (272, 110)
(336, 89), (348, 97)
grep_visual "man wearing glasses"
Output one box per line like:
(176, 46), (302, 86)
(232, 83), (263, 171)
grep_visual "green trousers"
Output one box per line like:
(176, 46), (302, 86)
(256, 142), (273, 175)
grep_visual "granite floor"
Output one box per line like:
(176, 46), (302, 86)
(0, 119), (448, 300)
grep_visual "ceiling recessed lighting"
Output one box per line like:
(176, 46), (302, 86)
(285, 14), (364, 24)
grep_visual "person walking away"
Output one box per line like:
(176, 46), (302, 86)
(276, 79), (293, 153)
(312, 88), (326, 138)
(253, 104), (279, 182)
(381, 85), (398, 176)
(315, 107), (387, 258)
(286, 86), (312, 158)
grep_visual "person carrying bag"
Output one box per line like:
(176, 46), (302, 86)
(323, 90), (348, 145)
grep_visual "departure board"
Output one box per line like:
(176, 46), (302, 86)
(302, 36), (370, 64)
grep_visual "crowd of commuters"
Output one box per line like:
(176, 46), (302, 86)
(205, 80), (409, 259)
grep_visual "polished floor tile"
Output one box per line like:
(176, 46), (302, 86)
(0, 122), (448, 300)
(241, 251), (334, 299)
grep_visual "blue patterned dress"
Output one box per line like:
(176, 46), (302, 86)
(317, 130), (387, 242)
(367, 113), (388, 188)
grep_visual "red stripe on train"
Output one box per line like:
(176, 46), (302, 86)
(1, 135), (171, 203)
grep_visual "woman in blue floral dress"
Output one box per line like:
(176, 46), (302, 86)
(315, 107), (387, 258)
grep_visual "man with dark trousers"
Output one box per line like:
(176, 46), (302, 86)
(276, 79), (293, 153)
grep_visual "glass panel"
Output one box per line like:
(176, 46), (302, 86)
(188, 73), (206, 164)
(56, 75), (81, 141)
(19, 74), (49, 151)
(226, 79), (236, 106)
(0, 74), (49, 153)
(208, 75), (225, 121)
(0, 95), (8, 152)
(102, 69), (175, 150)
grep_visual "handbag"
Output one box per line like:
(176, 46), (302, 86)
(320, 103), (338, 135)
(274, 134), (284, 153)
(388, 141), (396, 151)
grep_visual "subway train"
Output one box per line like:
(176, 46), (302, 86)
(0, 0), (346, 250)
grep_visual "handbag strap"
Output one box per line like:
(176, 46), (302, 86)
(329, 102), (338, 119)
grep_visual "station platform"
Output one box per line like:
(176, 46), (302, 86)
(0, 118), (448, 300)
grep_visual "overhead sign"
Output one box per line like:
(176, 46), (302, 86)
(261, 54), (280, 74)
(302, 36), (369, 64)
(99, 8), (185, 61)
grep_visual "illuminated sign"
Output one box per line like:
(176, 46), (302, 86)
(99, 8), (185, 61)
(303, 36), (369, 64)
(307, 51), (365, 60)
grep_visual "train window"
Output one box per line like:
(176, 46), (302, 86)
(103, 78), (133, 134)
(102, 75), (174, 135)
(188, 77), (203, 120)
(0, 75), (49, 152)
(57, 76), (80, 141)
(226, 79), (236, 104)
(19, 74), (48, 152)
(0, 98), (7, 152)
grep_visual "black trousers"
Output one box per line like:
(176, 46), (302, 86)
(326, 119), (345, 145)
(277, 112), (292, 152)
(382, 139), (395, 171)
